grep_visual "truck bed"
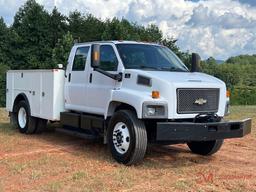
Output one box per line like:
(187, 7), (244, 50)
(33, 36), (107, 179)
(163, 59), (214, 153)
(6, 69), (65, 121)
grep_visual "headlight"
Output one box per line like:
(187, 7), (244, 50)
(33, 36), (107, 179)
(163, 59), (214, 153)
(142, 102), (168, 118)
(147, 107), (156, 116)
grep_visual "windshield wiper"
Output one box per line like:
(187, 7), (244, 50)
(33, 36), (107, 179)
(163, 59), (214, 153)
(139, 66), (160, 70)
(138, 65), (186, 72)
(159, 67), (186, 72)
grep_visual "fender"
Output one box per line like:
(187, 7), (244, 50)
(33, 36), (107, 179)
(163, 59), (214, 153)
(105, 88), (167, 119)
(12, 93), (31, 114)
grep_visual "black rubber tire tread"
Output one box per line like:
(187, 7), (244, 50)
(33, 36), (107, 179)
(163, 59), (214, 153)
(35, 118), (47, 133)
(187, 139), (224, 156)
(16, 100), (37, 134)
(10, 112), (18, 129)
(16, 100), (29, 134)
(26, 116), (37, 134)
(108, 110), (147, 165)
(125, 110), (147, 165)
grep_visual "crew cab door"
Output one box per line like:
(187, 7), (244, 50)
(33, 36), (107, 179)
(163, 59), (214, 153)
(87, 44), (120, 115)
(65, 46), (90, 111)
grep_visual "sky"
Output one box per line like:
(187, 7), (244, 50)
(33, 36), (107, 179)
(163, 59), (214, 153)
(0, 0), (256, 60)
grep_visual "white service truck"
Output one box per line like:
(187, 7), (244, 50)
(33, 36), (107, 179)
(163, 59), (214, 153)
(6, 41), (251, 165)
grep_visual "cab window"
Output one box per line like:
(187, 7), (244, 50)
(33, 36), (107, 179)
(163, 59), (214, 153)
(72, 46), (90, 71)
(99, 45), (118, 71)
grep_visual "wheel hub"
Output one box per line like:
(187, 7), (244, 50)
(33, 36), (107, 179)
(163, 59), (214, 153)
(116, 132), (123, 144)
(18, 107), (27, 129)
(113, 122), (130, 154)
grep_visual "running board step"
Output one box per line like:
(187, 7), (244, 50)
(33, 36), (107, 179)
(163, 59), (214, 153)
(55, 128), (98, 140)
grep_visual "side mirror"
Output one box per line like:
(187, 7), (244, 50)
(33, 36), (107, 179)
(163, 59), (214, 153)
(191, 53), (201, 72)
(91, 44), (100, 68)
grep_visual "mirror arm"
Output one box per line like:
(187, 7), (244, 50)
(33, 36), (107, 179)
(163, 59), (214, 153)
(94, 68), (122, 82)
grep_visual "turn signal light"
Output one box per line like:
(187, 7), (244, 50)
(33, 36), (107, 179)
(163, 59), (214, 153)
(226, 90), (231, 97)
(94, 51), (99, 61)
(152, 91), (160, 99)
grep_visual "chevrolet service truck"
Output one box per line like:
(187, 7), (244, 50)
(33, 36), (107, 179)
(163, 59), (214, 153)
(6, 41), (251, 165)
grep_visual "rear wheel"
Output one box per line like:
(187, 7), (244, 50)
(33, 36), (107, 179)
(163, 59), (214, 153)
(16, 100), (37, 134)
(187, 139), (224, 156)
(10, 112), (18, 129)
(108, 110), (147, 165)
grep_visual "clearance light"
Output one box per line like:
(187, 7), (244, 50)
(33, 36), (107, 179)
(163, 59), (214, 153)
(152, 91), (160, 99)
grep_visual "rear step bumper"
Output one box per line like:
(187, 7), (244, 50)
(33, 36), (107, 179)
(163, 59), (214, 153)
(156, 118), (252, 141)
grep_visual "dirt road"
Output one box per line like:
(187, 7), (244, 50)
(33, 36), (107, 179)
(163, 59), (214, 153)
(0, 106), (255, 192)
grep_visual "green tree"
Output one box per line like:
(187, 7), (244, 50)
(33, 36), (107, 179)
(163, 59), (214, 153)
(68, 12), (104, 42)
(161, 38), (191, 68)
(49, 7), (67, 48)
(52, 32), (74, 68)
(0, 17), (18, 66)
(226, 54), (256, 65)
(0, 17), (9, 64)
(12, 0), (52, 69)
(201, 57), (218, 75)
(102, 18), (139, 40)
(215, 64), (240, 88)
(142, 24), (162, 42)
(0, 64), (10, 106)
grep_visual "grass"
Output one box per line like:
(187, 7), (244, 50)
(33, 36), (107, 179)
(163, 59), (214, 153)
(0, 106), (255, 192)
(30, 170), (42, 180)
(11, 163), (28, 174)
(228, 105), (256, 120)
(174, 179), (193, 190)
(46, 181), (63, 192)
(72, 171), (87, 181)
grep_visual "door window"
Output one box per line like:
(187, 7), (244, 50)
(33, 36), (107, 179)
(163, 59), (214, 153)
(99, 45), (118, 71)
(72, 47), (90, 71)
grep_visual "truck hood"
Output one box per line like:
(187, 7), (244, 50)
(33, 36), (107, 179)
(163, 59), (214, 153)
(121, 69), (227, 119)
(130, 70), (224, 85)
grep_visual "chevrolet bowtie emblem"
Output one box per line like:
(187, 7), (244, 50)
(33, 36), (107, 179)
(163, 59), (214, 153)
(194, 98), (207, 105)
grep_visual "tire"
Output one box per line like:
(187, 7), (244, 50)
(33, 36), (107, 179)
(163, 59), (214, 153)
(187, 139), (224, 156)
(35, 118), (47, 133)
(10, 112), (18, 129)
(16, 100), (37, 134)
(107, 110), (147, 165)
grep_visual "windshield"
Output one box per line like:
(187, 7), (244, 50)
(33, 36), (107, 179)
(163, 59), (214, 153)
(116, 44), (188, 72)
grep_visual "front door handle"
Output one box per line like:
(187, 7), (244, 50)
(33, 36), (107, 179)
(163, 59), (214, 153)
(89, 73), (92, 83)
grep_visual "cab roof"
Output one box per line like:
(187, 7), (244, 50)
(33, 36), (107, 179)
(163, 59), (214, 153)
(74, 40), (161, 47)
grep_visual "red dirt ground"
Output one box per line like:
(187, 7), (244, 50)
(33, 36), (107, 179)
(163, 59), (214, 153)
(0, 106), (255, 192)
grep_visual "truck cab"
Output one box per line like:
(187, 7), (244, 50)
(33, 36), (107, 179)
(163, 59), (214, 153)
(7, 41), (251, 165)
(65, 41), (226, 119)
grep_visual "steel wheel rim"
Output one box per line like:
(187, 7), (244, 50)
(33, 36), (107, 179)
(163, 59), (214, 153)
(18, 107), (27, 129)
(113, 122), (130, 154)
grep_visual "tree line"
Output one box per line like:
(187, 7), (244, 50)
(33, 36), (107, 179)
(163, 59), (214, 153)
(201, 55), (256, 105)
(0, 0), (255, 106)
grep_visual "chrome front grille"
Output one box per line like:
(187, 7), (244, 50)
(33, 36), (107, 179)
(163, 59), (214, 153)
(177, 88), (219, 114)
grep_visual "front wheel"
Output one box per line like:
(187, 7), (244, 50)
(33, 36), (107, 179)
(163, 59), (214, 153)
(187, 140), (224, 156)
(107, 110), (147, 165)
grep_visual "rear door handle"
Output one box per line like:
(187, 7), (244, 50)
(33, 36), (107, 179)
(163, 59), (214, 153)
(68, 73), (71, 82)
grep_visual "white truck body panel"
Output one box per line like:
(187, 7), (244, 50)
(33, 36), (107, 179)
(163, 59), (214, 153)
(64, 43), (122, 115)
(6, 70), (65, 121)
